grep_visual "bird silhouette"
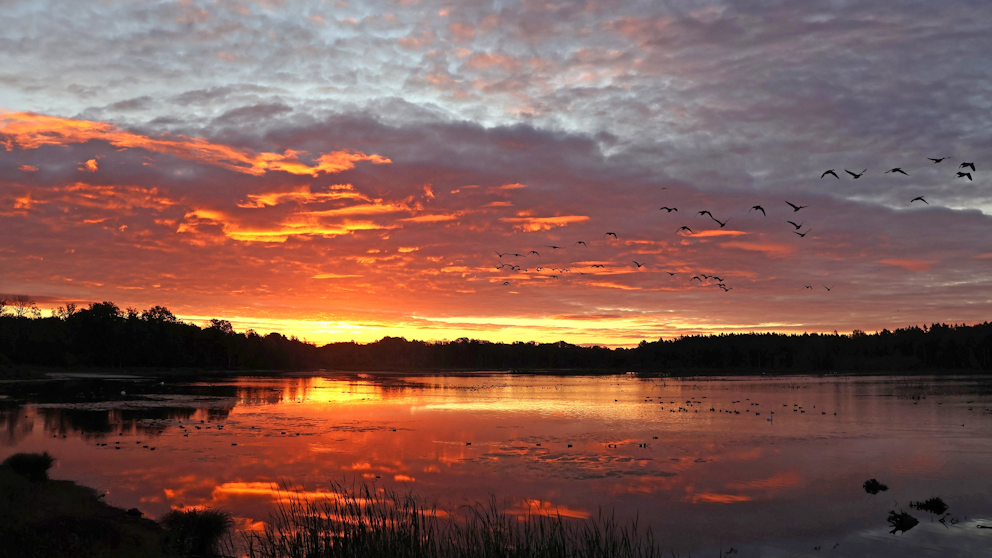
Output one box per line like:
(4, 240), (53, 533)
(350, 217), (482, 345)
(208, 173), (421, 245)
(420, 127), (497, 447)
(712, 276), (724, 282)
(787, 220), (804, 230)
(928, 157), (948, 163)
(910, 196), (928, 204)
(846, 168), (867, 179)
(804, 285), (813, 289)
(691, 276), (702, 282)
(604, 232), (618, 239)
(502, 281), (510, 286)
(528, 250), (540, 256)
(676, 226), (693, 234)
(885, 168), (908, 175)
(664, 271), (676, 276)
(956, 172), (973, 181)
(960, 162), (976, 171)
(659, 206), (678, 212)
(793, 229), (811, 238)
(632, 261), (645, 268)
(697, 210), (713, 218)
(750, 205), (766, 216)
(785, 201), (808, 212)
(823, 285), (834, 291)
(575, 241), (587, 247)
(821, 169), (839, 179)
(710, 216), (730, 228)
(545, 245), (563, 250)
(495, 251), (508, 258)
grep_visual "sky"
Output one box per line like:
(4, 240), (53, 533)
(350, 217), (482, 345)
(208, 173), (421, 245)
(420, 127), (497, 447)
(1, 0), (991, 346)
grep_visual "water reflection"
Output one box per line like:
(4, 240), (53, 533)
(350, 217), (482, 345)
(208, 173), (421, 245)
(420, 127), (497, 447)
(1, 374), (990, 556)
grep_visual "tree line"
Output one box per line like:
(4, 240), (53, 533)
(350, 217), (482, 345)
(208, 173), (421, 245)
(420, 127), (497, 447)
(2, 297), (992, 373)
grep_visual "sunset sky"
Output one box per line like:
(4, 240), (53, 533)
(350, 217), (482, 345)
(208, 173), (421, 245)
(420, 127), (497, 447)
(2, 0), (991, 346)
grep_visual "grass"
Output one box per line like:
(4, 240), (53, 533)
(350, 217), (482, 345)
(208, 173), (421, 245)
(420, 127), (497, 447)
(886, 510), (919, 534)
(244, 481), (670, 558)
(2, 452), (55, 482)
(909, 497), (949, 515)
(161, 508), (235, 557)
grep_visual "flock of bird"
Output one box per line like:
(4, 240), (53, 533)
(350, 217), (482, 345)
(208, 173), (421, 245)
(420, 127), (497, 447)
(493, 158), (979, 292)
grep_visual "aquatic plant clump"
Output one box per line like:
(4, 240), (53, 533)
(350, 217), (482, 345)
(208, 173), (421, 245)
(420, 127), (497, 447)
(161, 507), (234, 557)
(887, 510), (919, 534)
(244, 482), (669, 558)
(909, 497), (949, 515)
(862, 479), (888, 495)
(1, 452), (55, 482)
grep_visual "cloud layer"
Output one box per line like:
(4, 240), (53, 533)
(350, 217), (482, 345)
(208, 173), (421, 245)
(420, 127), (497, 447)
(1, 0), (991, 344)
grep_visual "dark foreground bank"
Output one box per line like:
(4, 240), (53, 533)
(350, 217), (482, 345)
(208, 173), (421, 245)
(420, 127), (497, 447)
(0, 453), (234, 558)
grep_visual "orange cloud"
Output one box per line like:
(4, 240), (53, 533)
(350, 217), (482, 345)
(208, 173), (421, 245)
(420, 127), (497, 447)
(18, 164), (38, 172)
(685, 492), (752, 504)
(238, 185), (369, 208)
(0, 110), (390, 177)
(79, 159), (99, 172)
(691, 230), (747, 238)
(879, 258), (937, 272)
(500, 214), (589, 231)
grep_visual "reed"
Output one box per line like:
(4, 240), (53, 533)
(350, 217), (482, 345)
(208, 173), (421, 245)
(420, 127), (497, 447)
(244, 482), (669, 558)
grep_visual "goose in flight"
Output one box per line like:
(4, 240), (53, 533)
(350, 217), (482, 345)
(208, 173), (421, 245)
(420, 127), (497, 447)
(956, 172), (973, 181)
(821, 170), (839, 179)
(793, 229), (811, 238)
(910, 196), (928, 205)
(845, 168), (867, 179)
(527, 250), (540, 256)
(960, 162), (976, 171)
(575, 241), (587, 247)
(502, 281), (510, 286)
(659, 207), (678, 212)
(785, 201), (808, 212)
(632, 261), (645, 268)
(928, 157), (948, 163)
(804, 285), (813, 290)
(885, 168), (908, 175)
(495, 251), (509, 258)
(750, 205), (766, 216)
(697, 210), (713, 218)
(691, 276), (702, 282)
(664, 271), (676, 276)
(823, 285), (834, 291)
(712, 276), (724, 282)
(676, 226), (693, 234)
(787, 220), (804, 230)
(545, 245), (563, 250)
(591, 264), (605, 268)
(710, 216), (731, 228)
(550, 275), (559, 280)
(604, 232), (618, 239)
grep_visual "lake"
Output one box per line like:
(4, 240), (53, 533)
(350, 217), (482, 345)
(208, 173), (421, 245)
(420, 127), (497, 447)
(2, 373), (991, 556)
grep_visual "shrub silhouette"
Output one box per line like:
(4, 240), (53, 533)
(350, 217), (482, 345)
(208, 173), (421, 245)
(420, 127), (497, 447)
(161, 508), (233, 557)
(2, 452), (55, 482)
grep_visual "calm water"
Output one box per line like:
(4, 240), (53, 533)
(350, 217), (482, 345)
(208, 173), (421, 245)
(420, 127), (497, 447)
(2, 373), (991, 556)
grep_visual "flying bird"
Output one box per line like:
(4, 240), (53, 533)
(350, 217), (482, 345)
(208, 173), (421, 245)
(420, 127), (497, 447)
(545, 245), (563, 250)
(495, 251), (508, 258)
(785, 201), (808, 212)
(910, 196), (928, 205)
(928, 157), (949, 163)
(659, 207), (678, 212)
(550, 275), (559, 280)
(823, 285), (834, 291)
(821, 169), (839, 179)
(697, 210), (713, 218)
(633, 261), (645, 268)
(885, 168), (908, 175)
(793, 229), (811, 238)
(591, 264), (605, 268)
(786, 220), (804, 230)
(604, 232), (618, 239)
(710, 216), (731, 228)
(575, 241), (587, 247)
(676, 226), (693, 234)
(664, 271), (676, 276)
(960, 162), (976, 171)
(845, 168), (867, 179)
(712, 276), (724, 282)
(750, 205), (766, 216)
(691, 276), (702, 282)
(956, 172), (973, 181)
(804, 285), (813, 290)
(527, 250), (540, 256)
(502, 281), (510, 286)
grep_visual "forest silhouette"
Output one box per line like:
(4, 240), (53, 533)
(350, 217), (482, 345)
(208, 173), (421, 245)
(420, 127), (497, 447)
(1, 300), (992, 373)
